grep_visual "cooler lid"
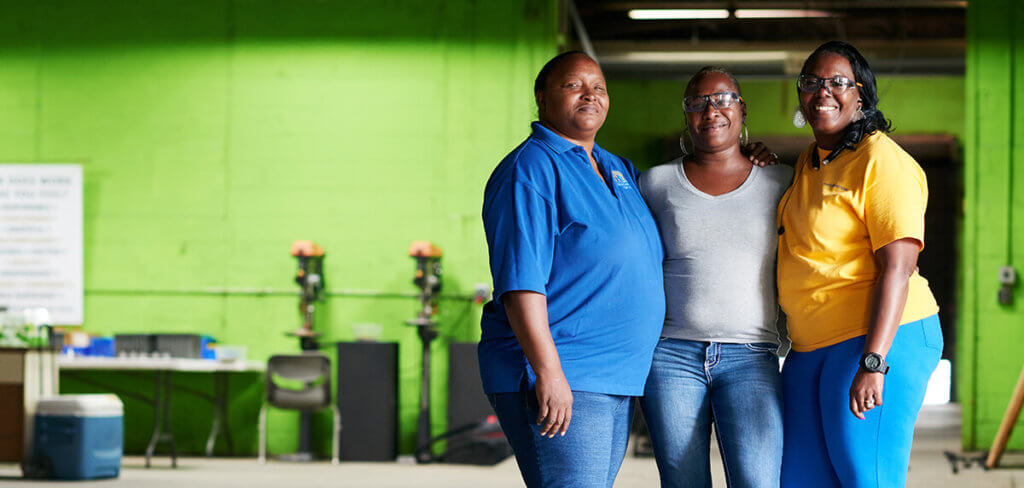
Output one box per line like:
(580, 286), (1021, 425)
(36, 394), (123, 417)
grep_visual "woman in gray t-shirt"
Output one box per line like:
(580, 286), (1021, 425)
(638, 66), (792, 488)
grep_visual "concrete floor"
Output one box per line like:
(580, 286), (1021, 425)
(2, 404), (1022, 487)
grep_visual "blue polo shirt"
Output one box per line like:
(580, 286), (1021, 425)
(479, 122), (665, 396)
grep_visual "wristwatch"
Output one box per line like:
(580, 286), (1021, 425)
(860, 352), (889, 374)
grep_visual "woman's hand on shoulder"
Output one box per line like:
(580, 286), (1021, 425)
(743, 141), (781, 167)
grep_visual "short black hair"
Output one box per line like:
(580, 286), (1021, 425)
(801, 41), (893, 154)
(534, 51), (593, 95)
(685, 65), (743, 98)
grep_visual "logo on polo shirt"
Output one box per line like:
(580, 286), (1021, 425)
(611, 170), (631, 190)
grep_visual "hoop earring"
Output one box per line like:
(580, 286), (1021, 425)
(740, 124), (749, 146)
(679, 129), (691, 157)
(792, 106), (807, 128)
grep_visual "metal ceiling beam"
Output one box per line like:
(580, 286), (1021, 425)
(595, 1), (965, 9)
(568, 0), (598, 60)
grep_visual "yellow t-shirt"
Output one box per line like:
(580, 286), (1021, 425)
(776, 131), (939, 352)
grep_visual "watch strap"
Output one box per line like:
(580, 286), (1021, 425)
(860, 352), (889, 374)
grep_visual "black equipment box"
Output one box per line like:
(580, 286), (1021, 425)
(336, 341), (398, 461)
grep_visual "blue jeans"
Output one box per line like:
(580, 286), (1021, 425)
(640, 339), (784, 488)
(781, 315), (942, 488)
(488, 386), (633, 488)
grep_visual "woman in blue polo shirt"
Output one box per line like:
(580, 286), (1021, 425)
(479, 51), (666, 487)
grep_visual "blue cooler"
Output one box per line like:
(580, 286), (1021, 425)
(32, 395), (123, 480)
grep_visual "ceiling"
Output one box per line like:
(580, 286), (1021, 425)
(567, 1), (966, 78)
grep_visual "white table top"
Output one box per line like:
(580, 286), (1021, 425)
(58, 356), (265, 372)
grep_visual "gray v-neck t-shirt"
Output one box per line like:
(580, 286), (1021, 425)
(638, 159), (793, 345)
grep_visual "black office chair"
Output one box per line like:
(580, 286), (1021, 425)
(258, 354), (340, 465)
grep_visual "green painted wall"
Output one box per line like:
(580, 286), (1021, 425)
(960, 0), (1024, 451)
(600, 76), (964, 169)
(0, 0), (558, 456)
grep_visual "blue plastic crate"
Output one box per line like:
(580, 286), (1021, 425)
(87, 337), (115, 357)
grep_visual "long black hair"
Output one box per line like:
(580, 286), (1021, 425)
(801, 41), (893, 156)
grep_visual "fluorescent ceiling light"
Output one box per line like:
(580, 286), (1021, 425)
(628, 8), (834, 20)
(628, 9), (730, 20)
(734, 9), (833, 18)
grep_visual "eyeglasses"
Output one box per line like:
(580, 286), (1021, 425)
(682, 92), (744, 113)
(797, 74), (862, 94)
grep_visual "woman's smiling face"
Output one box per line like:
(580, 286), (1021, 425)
(684, 72), (745, 153)
(799, 52), (862, 148)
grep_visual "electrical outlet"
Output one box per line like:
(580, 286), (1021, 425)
(998, 266), (1017, 286)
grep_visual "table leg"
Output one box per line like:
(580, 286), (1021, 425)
(206, 373), (223, 456)
(145, 371), (163, 468)
(145, 371), (178, 468)
(222, 373), (234, 455)
(163, 372), (177, 468)
(206, 372), (236, 456)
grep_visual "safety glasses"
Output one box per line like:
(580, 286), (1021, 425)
(682, 92), (744, 113)
(797, 74), (862, 94)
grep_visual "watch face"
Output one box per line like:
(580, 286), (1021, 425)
(865, 355), (881, 370)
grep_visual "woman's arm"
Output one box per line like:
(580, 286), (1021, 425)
(848, 238), (921, 419)
(503, 290), (573, 437)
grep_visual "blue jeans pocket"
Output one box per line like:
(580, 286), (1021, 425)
(921, 316), (944, 351)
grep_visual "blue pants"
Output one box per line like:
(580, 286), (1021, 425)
(640, 339), (784, 488)
(489, 387), (633, 488)
(781, 315), (942, 488)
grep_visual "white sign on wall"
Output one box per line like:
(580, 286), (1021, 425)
(0, 164), (83, 325)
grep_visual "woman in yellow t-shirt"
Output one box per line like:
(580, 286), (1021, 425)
(776, 41), (942, 488)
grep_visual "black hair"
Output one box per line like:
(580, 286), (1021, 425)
(533, 50), (593, 95)
(801, 41), (893, 156)
(685, 65), (743, 98)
